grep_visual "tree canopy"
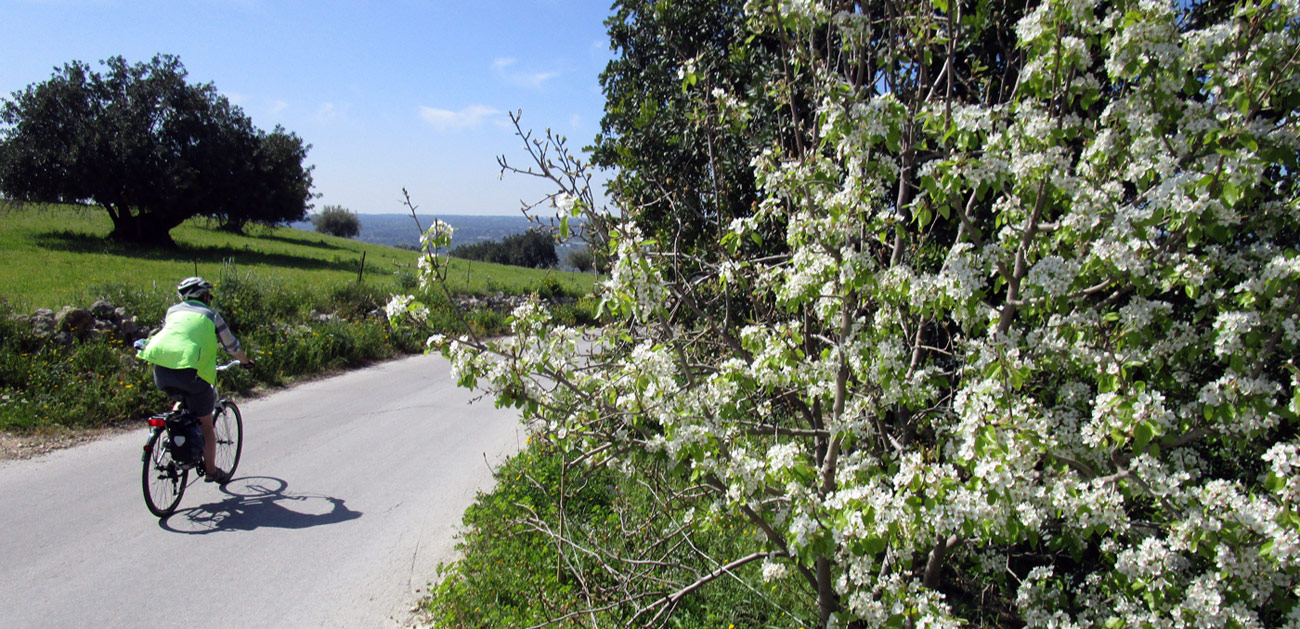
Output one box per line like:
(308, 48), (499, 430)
(593, 0), (780, 252)
(311, 204), (362, 239)
(397, 0), (1300, 626)
(0, 54), (314, 246)
(451, 229), (559, 269)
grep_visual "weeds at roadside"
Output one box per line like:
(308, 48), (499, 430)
(425, 443), (803, 627)
(0, 269), (546, 432)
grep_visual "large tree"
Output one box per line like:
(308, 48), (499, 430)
(401, 0), (1300, 626)
(0, 54), (314, 246)
(592, 0), (783, 253)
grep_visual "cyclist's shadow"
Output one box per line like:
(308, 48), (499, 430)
(158, 476), (362, 534)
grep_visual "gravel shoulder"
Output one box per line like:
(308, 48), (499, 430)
(0, 425), (133, 462)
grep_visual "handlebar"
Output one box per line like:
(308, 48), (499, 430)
(216, 360), (244, 372)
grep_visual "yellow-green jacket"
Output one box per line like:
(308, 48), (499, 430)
(140, 300), (241, 384)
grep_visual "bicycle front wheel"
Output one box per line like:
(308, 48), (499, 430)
(142, 428), (188, 517)
(213, 400), (243, 479)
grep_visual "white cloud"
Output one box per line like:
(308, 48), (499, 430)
(492, 57), (558, 89)
(588, 38), (612, 60)
(315, 102), (348, 123)
(418, 105), (501, 131)
(269, 99), (289, 115)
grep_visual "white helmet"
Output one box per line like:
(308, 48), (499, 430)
(176, 277), (213, 300)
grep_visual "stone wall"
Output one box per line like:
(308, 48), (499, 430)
(9, 301), (149, 346)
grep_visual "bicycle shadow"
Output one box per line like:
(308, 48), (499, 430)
(158, 476), (362, 534)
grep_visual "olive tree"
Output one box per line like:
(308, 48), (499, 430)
(0, 55), (314, 245)
(396, 0), (1300, 625)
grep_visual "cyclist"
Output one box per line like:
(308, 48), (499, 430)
(139, 277), (250, 483)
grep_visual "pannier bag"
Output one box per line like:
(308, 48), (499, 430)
(165, 413), (204, 465)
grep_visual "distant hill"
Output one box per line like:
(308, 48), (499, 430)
(291, 213), (589, 268)
(291, 214), (536, 248)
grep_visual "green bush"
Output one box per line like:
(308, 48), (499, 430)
(549, 296), (600, 328)
(534, 276), (565, 300)
(0, 300), (163, 431)
(427, 443), (801, 627)
(393, 268), (419, 292)
(467, 308), (506, 338)
(428, 445), (615, 627)
(81, 280), (171, 324)
(310, 204), (361, 239)
(324, 281), (388, 319)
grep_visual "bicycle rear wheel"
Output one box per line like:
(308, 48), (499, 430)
(212, 400), (243, 480)
(142, 428), (188, 517)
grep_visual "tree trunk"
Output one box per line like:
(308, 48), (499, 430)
(105, 205), (179, 248)
(817, 556), (837, 627)
(220, 218), (248, 234)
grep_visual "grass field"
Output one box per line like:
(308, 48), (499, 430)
(0, 203), (594, 311)
(0, 203), (596, 432)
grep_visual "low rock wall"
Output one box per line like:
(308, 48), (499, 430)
(8, 301), (149, 346)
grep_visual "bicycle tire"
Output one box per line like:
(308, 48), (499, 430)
(142, 427), (188, 517)
(213, 400), (243, 480)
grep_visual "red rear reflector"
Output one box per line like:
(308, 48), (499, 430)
(148, 418), (166, 427)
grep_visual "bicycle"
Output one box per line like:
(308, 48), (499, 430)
(140, 360), (244, 517)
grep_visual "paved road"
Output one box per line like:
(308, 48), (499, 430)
(0, 352), (523, 628)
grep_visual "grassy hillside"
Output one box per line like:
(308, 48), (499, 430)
(0, 203), (596, 432)
(0, 203), (593, 311)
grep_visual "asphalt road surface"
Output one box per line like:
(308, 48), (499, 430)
(0, 352), (523, 628)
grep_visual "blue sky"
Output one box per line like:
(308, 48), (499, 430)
(0, 0), (615, 215)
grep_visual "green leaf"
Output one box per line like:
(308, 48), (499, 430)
(1265, 473), (1283, 492)
(1010, 367), (1026, 391)
(985, 361), (1003, 379)
(1222, 181), (1241, 206)
(1134, 421), (1154, 451)
(975, 425), (997, 457)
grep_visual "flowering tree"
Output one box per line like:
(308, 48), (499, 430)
(395, 0), (1300, 625)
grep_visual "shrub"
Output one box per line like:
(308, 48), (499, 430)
(548, 296), (599, 327)
(566, 248), (594, 273)
(533, 276), (565, 300)
(325, 281), (388, 319)
(311, 204), (361, 239)
(393, 268), (419, 291)
(451, 229), (558, 269)
(425, 1), (1300, 625)
(427, 443), (798, 627)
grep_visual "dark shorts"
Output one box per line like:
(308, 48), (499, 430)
(153, 366), (217, 417)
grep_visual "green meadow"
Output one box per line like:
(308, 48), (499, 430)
(0, 203), (593, 310)
(0, 203), (595, 432)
